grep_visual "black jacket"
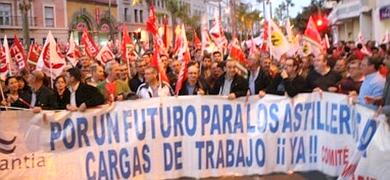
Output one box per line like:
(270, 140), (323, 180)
(55, 89), (71, 110)
(129, 73), (144, 92)
(178, 79), (209, 96)
(247, 68), (271, 94)
(74, 83), (105, 107)
(28, 85), (58, 110)
(210, 73), (249, 97)
(266, 74), (308, 97)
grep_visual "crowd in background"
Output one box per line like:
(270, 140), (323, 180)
(1, 40), (389, 118)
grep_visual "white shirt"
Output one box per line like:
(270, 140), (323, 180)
(30, 92), (37, 107)
(68, 82), (80, 106)
(220, 75), (233, 96)
(249, 67), (260, 95)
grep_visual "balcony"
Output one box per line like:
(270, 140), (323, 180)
(0, 16), (37, 27)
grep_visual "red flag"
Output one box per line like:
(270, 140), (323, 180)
(96, 45), (115, 65)
(209, 16), (228, 50)
(304, 16), (322, 45)
(146, 5), (158, 35)
(150, 44), (169, 84)
(229, 38), (247, 65)
(10, 35), (27, 70)
(81, 29), (99, 58)
(121, 26), (135, 63)
(27, 42), (41, 68)
(193, 30), (201, 49)
(249, 36), (258, 56)
(175, 25), (191, 95)
(172, 25), (183, 55)
(260, 21), (269, 52)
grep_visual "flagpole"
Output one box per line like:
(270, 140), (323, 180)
(0, 79), (7, 111)
(126, 59), (131, 79)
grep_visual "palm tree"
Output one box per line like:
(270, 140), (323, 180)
(235, 3), (262, 41)
(285, 0), (295, 18)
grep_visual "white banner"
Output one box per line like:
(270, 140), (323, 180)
(0, 92), (388, 179)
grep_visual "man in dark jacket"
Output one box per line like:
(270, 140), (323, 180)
(65, 67), (105, 112)
(265, 57), (307, 97)
(246, 55), (271, 95)
(210, 59), (248, 99)
(129, 59), (146, 92)
(178, 64), (208, 95)
(27, 70), (58, 113)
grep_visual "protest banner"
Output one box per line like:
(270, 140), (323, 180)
(0, 92), (388, 179)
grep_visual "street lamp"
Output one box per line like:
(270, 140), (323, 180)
(19, 0), (32, 50)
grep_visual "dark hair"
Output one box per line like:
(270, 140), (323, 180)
(367, 56), (384, 70)
(286, 57), (299, 67)
(203, 54), (211, 61)
(357, 43), (363, 49)
(5, 76), (17, 86)
(67, 67), (82, 81)
(54, 75), (66, 90)
(213, 51), (221, 56)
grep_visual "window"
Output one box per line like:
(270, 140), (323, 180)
(124, 8), (129, 21)
(0, 3), (11, 26)
(134, 9), (138, 23)
(140, 10), (143, 23)
(157, 0), (160, 8)
(44, 6), (54, 27)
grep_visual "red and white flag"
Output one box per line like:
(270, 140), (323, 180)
(0, 35), (11, 80)
(302, 16), (323, 56)
(81, 29), (99, 58)
(229, 37), (247, 65)
(36, 31), (66, 79)
(175, 24), (191, 95)
(121, 26), (135, 63)
(10, 35), (27, 71)
(201, 16), (218, 54)
(66, 32), (81, 66)
(27, 42), (42, 68)
(193, 30), (201, 50)
(96, 44), (114, 65)
(260, 21), (269, 52)
(146, 4), (169, 84)
(209, 15), (228, 51)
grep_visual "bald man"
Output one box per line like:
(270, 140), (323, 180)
(27, 70), (58, 113)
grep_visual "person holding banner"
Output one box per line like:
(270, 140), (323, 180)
(64, 67), (104, 112)
(246, 55), (271, 95)
(54, 75), (70, 110)
(177, 63), (208, 96)
(264, 57), (307, 97)
(210, 59), (248, 100)
(136, 67), (173, 99)
(0, 76), (31, 109)
(307, 54), (341, 92)
(27, 70), (58, 113)
(357, 56), (385, 110)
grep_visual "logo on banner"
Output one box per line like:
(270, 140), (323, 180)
(0, 136), (16, 154)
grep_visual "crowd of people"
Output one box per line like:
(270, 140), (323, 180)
(1, 40), (389, 118)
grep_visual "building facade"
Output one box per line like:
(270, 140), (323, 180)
(328, 0), (390, 43)
(0, 0), (67, 45)
(67, 0), (118, 46)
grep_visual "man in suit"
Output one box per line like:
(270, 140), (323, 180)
(210, 59), (248, 100)
(246, 55), (271, 95)
(178, 63), (208, 96)
(27, 70), (57, 113)
(65, 67), (105, 112)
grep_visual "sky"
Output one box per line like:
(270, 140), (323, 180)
(243, 0), (312, 19)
